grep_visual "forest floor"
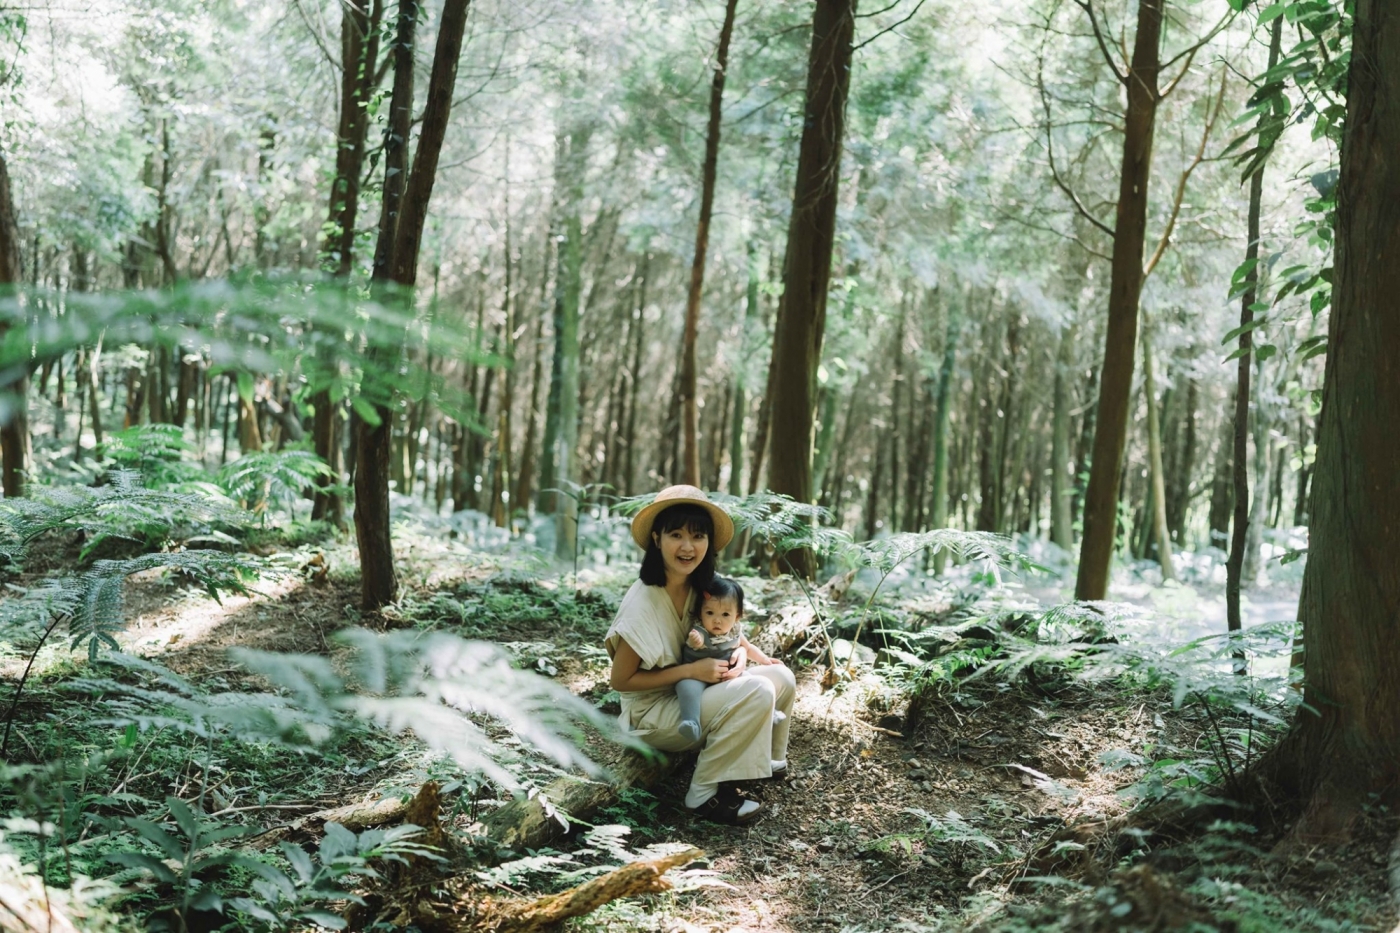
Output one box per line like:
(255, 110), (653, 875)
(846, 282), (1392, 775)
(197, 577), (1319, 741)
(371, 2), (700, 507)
(5, 522), (1395, 933)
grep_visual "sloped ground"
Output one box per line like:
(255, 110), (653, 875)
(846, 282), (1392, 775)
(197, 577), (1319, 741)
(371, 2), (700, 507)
(2, 531), (1392, 932)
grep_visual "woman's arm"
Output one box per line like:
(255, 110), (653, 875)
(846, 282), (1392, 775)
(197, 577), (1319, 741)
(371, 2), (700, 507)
(610, 638), (735, 692)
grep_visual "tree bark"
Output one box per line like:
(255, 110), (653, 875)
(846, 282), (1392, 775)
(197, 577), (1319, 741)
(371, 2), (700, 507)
(1074, 0), (1164, 600)
(1227, 15), (1283, 633)
(1142, 330), (1175, 580)
(1263, 0), (1400, 840)
(764, 0), (858, 575)
(930, 298), (961, 574)
(356, 0), (472, 610)
(1166, 376), (1197, 544)
(680, 0), (739, 486)
(1050, 324), (1075, 550)
(314, 0), (382, 528)
(0, 149), (28, 496)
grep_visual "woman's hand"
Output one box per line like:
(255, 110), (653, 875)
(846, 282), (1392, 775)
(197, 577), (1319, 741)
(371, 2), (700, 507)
(727, 648), (748, 678)
(688, 658), (733, 684)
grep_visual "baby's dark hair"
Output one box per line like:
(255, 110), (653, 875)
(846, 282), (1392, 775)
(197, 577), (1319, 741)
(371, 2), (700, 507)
(692, 575), (744, 620)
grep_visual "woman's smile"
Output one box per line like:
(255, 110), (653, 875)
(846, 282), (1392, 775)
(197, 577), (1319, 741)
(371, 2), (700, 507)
(656, 526), (708, 579)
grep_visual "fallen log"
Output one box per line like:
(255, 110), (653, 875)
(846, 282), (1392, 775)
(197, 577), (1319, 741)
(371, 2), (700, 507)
(480, 846), (702, 933)
(247, 794), (412, 850)
(749, 603), (817, 656)
(483, 748), (674, 851)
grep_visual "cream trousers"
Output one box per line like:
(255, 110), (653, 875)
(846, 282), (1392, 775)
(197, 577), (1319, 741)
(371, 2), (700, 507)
(629, 665), (796, 786)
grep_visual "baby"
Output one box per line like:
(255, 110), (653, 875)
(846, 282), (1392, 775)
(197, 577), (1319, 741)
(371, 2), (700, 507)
(677, 576), (786, 743)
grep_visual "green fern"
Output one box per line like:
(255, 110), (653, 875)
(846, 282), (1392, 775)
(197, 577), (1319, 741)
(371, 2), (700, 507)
(0, 470), (246, 570)
(217, 450), (332, 517)
(99, 424), (201, 487)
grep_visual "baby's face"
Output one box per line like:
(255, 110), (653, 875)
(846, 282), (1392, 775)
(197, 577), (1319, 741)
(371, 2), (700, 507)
(700, 597), (740, 638)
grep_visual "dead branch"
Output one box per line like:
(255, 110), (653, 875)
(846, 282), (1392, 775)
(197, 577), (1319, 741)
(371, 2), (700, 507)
(480, 846), (703, 933)
(749, 603), (818, 656)
(1036, 48), (1116, 240)
(246, 794), (412, 850)
(1072, 0), (1127, 83)
(1142, 71), (1228, 280)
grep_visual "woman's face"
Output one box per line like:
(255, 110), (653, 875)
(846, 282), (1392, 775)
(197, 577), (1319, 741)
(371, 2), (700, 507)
(653, 523), (709, 579)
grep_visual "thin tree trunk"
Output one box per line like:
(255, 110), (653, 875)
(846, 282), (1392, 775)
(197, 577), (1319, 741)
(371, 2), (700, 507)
(930, 300), (962, 573)
(764, 0), (858, 575)
(0, 149), (27, 496)
(1142, 330), (1175, 580)
(1166, 377), (1197, 544)
(314, 0), (382, 528)
(680, 0), (740, 486)
(1074, 0), (1165, 600)
(1050, 325), (1075, 550)
(1227, 15), (1283, 635)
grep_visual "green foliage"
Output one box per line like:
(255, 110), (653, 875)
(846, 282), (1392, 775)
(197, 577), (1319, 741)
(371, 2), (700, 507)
(99, 424), (203, 488)
(229, 822), (441, 932)
(106, 795), (253, 925)
(217, 449), (333, 516)
(0, 470), (244, 570)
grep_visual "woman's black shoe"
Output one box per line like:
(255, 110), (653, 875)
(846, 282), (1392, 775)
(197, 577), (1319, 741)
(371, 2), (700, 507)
(693, 784), (763, 825)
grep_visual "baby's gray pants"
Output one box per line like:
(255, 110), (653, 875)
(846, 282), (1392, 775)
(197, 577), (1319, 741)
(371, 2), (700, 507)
(676, 678), (706, 727)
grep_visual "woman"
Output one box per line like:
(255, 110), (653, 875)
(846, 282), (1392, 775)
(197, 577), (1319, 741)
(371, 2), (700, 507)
(605, 485), (796, 825)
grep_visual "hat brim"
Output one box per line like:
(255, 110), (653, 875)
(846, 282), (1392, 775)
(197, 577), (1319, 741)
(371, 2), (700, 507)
(630, 496), (735, 551)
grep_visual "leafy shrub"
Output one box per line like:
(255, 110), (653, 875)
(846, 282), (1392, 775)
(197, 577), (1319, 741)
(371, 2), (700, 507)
(217, 449), (333, 518)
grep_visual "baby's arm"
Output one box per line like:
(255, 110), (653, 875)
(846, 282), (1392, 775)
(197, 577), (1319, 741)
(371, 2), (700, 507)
(686, 627), (705, 650)
(741, 635), (782, 665)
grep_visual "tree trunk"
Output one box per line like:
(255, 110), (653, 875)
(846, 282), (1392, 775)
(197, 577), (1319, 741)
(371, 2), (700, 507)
(1074, 0), (1164, 600)
(1166, 377), (1197, 544)
(1227, 15), (1283, 632)
(1142, 330), (1175, 580)
(764, 0), (858, 575)
(0, 149), (26, 496)
(680, 0), (739, 486)
(1242, 378), (1270, 584)
(552, 131), (587, 559)
(1263, 0), (1400, 840)
(930, 299), (961, 573)
(887, 301), (907, 532)
(728, 243), (760, 497)
(1050, 324), (1075, 551)
(356, 0), (472, 610)
(314, 0), (382, 528)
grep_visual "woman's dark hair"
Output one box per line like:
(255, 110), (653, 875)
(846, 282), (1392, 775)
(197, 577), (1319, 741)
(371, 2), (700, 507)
(691, 575), (744, 620)
(639, 503), (717, 591)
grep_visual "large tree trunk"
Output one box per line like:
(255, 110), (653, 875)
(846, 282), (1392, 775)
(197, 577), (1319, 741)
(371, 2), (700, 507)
(679, 0), (739, 486)
(1262, 0), (1400, 841)
(764, 0), (858, 575)
(0, 149), (29, 496)
(356, 0), (472, 610)
(1073, 0), (1164, 600)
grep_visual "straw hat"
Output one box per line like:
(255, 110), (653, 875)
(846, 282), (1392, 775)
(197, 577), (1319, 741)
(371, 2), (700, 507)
(629, 485), (735, 551)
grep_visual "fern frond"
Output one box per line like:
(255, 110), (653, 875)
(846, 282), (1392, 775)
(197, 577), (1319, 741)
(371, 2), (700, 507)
(65, 551), (263, 660)
(0, 471), (248, 571)
(218, 451), (332, 513)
